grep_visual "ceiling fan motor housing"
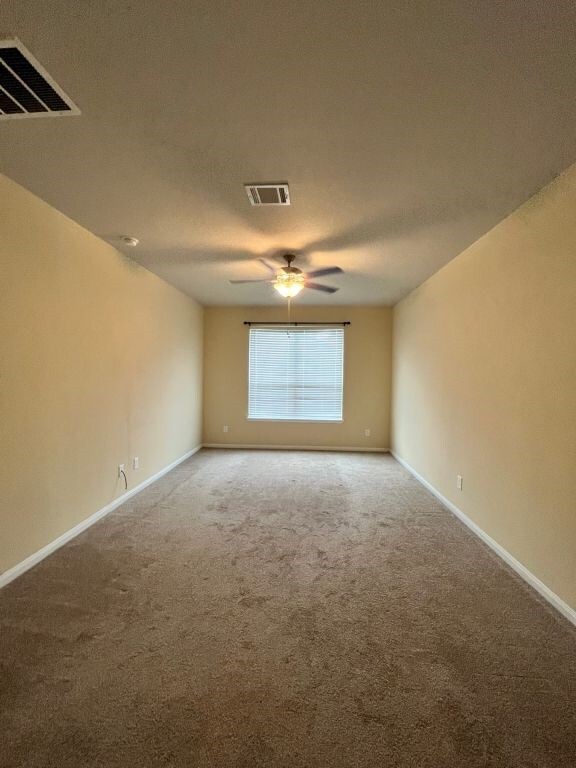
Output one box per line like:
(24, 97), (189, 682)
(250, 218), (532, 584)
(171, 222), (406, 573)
(282, 254), (302, 274)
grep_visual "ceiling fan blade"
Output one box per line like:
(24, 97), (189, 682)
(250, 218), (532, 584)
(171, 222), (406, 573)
(305, 282), (340, 294)
(258, 258), (277, 274)
(304, 266), (343, 278)
(229, 279), (271, 284)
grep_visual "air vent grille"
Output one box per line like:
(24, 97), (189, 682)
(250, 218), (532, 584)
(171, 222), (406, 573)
(0, 39), (80, 120)
(245, 183), (290, 206)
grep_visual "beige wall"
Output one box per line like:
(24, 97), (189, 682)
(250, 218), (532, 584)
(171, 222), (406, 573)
(392, 165), (576, 610)
(0, 175), (203, 575)
(203, 305), (392, 450)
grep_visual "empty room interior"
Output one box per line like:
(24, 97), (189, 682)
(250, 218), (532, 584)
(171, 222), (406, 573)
(1, 2), (575, 766)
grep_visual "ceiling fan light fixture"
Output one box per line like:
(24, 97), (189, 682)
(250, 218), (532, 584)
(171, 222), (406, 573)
(273, 272), (304, 298)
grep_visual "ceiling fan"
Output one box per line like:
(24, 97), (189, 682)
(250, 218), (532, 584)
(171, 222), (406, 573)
(229, 254), (343, 297)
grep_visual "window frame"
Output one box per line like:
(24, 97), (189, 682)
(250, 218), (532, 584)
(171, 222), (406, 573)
(246, 325), (345, 423)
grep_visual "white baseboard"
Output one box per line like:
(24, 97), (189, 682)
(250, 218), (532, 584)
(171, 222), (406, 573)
(0, 445), (202, 590)
(203, 443), (389, 453)
(391, 451), (576, 627)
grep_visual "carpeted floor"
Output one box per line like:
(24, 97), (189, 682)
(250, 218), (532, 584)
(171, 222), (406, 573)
(0, 450), (575, 767)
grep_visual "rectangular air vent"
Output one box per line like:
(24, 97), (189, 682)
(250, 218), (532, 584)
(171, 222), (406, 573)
(0, 38), (80, 120)
(245, 183), (290, 206)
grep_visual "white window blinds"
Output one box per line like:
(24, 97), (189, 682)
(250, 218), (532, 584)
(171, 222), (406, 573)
(248, 326), (344, 421)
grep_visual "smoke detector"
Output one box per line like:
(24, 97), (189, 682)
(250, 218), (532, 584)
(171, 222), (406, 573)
(0, 38), (80, 120)
(121, 236), (139, 247)
(244, 183), (290, 206)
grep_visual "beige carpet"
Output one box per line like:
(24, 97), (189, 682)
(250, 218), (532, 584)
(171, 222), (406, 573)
(1, 450), (575, 767)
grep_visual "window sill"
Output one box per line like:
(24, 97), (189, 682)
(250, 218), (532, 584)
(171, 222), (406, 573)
(246, 418), (344, 423)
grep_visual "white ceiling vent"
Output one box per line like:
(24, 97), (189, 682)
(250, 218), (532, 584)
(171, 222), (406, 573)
(0, 39), (80, 120)
(245, 183), (290, 206)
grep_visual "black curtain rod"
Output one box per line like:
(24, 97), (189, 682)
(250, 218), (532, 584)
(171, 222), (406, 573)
(243, 321), (350, 326)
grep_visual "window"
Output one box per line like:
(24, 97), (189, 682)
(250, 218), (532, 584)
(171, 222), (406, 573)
(248, 326), (344, 421)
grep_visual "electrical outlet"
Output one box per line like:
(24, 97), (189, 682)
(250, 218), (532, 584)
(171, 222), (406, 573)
(133, 457), (139, 470)
(364, 428), (371, 437)
(118, 463), (125, 478)
(223, 425), (229, 433)
(457, 474), (463, 491)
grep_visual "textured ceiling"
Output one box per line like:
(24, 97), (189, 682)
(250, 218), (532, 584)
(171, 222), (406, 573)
(1, 1), (576, 305)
